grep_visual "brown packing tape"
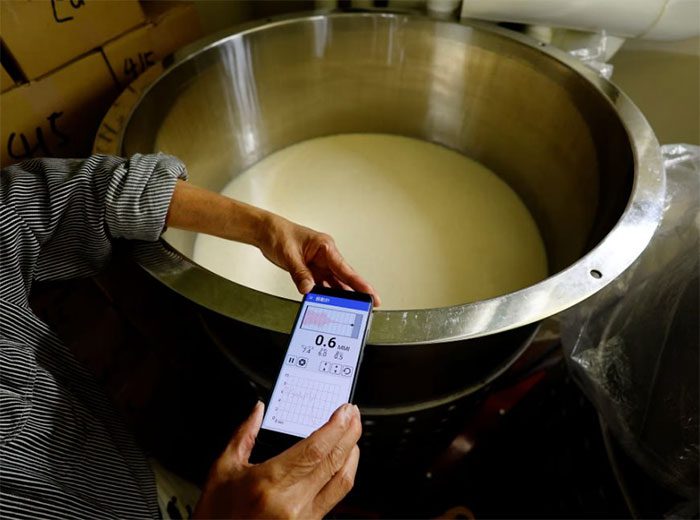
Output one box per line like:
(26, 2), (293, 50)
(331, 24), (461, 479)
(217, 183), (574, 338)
(0, 0), (145, 80)
(1, 51), (119, 167)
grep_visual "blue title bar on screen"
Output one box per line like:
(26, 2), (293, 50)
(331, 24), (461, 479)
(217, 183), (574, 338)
(306, 293), (371, 311)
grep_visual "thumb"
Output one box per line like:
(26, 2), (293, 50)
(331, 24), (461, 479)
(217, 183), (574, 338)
(289, 257), (315, 294)
(225, 401), (264, 467)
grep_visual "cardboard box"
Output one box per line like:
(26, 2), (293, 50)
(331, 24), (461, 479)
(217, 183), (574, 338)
(102, 2), (201, 87)
(0, 0), (145, 79)
(1, 51), (119, 167)
(1, 64), (13, 93)
(101, 3), (201, 87)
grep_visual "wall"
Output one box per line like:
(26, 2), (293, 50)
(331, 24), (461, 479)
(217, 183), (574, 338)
(611, 37), (700, 145)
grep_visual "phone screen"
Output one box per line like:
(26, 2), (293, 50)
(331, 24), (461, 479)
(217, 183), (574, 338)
(261, 290), (372, 439)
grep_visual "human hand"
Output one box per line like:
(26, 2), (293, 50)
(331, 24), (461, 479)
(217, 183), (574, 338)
(193, 402), (362, 519)
(259, 215), (382, 306)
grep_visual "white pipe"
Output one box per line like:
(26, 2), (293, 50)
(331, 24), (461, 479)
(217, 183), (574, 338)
(460, 0), (700, 40)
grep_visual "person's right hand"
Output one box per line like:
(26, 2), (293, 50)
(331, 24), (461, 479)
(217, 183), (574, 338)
(193, 401), (362, 519)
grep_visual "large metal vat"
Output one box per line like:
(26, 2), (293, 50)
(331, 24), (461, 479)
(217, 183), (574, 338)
(115, 13), (664, 459)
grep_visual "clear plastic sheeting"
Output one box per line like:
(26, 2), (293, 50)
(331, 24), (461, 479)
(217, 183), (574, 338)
(562, 30), (615, 79)
(531, 27), (624, 79)
(561, 144), (700, 499)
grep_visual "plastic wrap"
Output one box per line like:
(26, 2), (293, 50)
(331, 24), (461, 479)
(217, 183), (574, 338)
(561, 30), (615, 79)
(561, 144), (700, 499)
(524, 26), (622, 78)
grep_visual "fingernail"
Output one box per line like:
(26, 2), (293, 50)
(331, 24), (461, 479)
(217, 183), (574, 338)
(337, 403), (353, 425)
(352, 404), (360, 416)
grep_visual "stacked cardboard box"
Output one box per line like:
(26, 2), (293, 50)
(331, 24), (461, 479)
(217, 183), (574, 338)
(2, 51), (118, 165)
(0, 0), (202, 167)
(103, 2), (203, 88)
(1, 0), (145, 79)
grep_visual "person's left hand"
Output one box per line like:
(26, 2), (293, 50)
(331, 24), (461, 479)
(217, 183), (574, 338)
(259, 214), (381, 306)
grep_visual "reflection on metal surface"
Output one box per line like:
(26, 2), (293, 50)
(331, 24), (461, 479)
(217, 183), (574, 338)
(221, 39), (261, 158)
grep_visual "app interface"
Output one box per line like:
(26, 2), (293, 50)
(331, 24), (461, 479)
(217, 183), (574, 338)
(261, 293), (371, 438)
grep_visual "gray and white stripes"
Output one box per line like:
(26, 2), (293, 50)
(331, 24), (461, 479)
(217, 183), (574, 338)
(0, 154), (187, 519)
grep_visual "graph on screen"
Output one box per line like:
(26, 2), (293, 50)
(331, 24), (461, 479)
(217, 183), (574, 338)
(300, 306), (363, 338)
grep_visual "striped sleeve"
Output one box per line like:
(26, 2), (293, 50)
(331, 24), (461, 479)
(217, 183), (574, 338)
(0, 154), (187, 304)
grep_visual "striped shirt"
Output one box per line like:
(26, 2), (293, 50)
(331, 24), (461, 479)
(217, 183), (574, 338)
(0, 154), (188, 519)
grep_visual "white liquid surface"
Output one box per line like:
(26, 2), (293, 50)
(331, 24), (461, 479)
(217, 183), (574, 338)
(193, 134), (548, 309)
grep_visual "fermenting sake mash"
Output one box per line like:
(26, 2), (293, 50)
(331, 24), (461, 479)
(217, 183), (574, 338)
(193, 134), (548, 309)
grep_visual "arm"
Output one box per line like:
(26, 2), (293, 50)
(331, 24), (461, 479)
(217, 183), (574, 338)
(167, 180), (381, 304)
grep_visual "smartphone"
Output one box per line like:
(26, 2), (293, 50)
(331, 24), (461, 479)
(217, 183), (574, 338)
(255, 286), (373, 455)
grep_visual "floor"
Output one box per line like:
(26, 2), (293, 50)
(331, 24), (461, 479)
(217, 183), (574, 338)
(28, 254), (680, 518)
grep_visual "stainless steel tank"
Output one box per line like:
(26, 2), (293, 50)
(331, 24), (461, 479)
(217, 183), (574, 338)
(115, 13), (664, 458)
